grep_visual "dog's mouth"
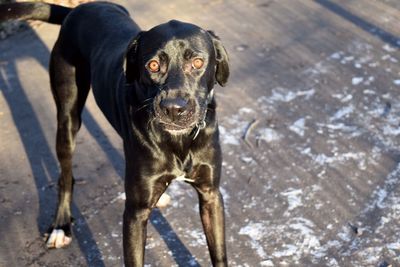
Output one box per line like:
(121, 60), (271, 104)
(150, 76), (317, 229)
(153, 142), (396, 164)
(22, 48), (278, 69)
(156, 108), (199, 131)
(158, 121), (195, 134)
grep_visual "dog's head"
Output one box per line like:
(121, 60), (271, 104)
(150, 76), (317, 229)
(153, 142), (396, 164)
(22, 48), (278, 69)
(125, 20), (229, 135)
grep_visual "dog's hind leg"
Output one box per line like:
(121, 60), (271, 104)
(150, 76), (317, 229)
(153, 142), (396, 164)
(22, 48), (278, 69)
(46, 42), (91, 249)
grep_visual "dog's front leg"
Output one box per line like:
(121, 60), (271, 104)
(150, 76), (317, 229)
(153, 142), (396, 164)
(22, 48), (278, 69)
(194, 185), (227, 266)
(123, 203), (150, 267)
(123, 167), (170, 267)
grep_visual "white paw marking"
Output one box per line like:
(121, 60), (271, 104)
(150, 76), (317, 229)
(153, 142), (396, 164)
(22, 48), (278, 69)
(156, 193), (171, 208)
(46, 229), (72, 248)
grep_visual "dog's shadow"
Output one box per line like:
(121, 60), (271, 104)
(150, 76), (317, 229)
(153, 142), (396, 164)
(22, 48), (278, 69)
(0, 26), (200, 266)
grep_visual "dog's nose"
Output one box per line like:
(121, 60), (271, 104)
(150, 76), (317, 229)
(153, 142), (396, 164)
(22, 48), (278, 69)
(159, 97), (189, 119)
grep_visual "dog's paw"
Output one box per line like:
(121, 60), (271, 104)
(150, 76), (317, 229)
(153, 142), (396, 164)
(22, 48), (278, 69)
(156, 193), (171, 208)
(45, 229), (72, 249)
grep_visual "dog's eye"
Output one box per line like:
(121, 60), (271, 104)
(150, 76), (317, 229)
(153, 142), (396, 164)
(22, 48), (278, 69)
(148, 60), (160, 73)
(192, 58), (204, 69)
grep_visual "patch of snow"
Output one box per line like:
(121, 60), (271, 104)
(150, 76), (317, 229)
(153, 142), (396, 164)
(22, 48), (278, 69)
(111, 192), (126, 203)
(383, 44), (396, 52)
(260, 260), (275, 266)
(340, 55), (354, 64)
(329, 51), (343, 59)
(363, 89), (375, 95)
(289, 118), (306, 137)
(281, 189), (303, 211)
(340, 94), (353, 102)
(187, 229), (207, 247)
(383, 124), (400, 136)
(376, 189), (388, 209)
(239, 107), (254, 114)
(290, 218), (321, 250)
(219, 126), (240, 145)
(386, 242), (400, 250)
(363, 76), (375, 85)
(272, 244), (297, 257)
(239, 222), (268, 259)
(351, 77), (364, 85)
(356, 247), (382, 265)
(382, 54), (398, 63)
(330, 105), (354, 121)
(257, 128), (281, 142)
(269, 217), (322, 260)
(319, 123), (357, 132)
(219, 186), (230, 205)
(314, 152), (365, 166)
(270, 87), (297, 102)
(239, 222), (265, 240)
(240, 156), (254, 164)
(269, 87), (315, 103)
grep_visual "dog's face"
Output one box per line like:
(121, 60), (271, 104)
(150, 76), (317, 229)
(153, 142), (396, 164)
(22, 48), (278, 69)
(125, 20), (229, 135)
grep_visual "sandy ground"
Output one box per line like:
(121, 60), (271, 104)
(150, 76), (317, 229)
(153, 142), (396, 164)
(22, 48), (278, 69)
(1, 0), (400, 266)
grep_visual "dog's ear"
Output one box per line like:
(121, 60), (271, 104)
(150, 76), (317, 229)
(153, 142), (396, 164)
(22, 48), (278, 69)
(124, 31), (145, 84)
(208, 31), (230, 87)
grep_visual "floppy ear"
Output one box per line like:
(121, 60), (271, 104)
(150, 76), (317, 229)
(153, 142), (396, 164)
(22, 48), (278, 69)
(208, 31), (230, 87)
(124, 31), (145, 84)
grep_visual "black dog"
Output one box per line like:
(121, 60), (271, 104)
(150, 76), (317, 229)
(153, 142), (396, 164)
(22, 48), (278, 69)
(0, 2), (229, 266)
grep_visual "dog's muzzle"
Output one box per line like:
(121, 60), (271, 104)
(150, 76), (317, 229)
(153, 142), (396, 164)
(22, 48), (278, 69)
(154, 89), (213, 135)
(155, 96), (197, 131)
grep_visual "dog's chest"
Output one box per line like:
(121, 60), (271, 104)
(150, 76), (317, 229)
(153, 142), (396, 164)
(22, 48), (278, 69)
(167, 151), (198, 182)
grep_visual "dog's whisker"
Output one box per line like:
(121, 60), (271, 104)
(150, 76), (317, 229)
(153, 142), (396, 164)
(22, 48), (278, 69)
(142, 97), (154, 103)
(135, 102), (152, 112)
(134, 97), (155, 112)
(147, 117), (156, 131)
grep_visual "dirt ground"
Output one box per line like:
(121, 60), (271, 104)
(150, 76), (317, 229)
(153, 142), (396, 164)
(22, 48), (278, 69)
(1, 0), (400, 266)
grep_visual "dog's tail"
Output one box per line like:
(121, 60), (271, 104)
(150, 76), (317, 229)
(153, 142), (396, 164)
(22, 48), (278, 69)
(0, 2), (72, 25)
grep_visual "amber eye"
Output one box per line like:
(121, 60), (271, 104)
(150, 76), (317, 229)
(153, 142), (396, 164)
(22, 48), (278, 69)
(192, 58), (204, 69)
(148, 60), (160, 73)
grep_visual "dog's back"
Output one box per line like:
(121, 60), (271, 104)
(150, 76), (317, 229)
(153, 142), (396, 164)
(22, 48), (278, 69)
(58, 2), (140, 61)
(56, 2), (141, 133)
